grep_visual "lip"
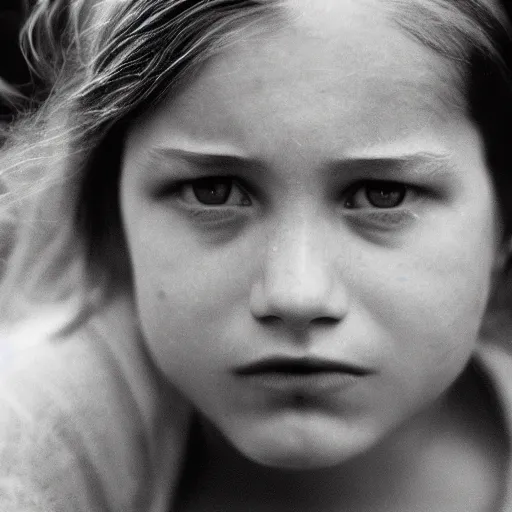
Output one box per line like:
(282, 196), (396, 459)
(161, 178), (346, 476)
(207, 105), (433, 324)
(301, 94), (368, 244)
(233, 356), (373, 394)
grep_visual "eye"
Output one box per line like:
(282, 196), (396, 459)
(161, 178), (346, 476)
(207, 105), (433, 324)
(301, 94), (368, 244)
(344, 181), (407, 209)
(178, 177), (252, 207)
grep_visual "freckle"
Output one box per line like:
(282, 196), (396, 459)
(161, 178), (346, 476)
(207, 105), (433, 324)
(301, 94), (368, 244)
(157, 290), (166, 300)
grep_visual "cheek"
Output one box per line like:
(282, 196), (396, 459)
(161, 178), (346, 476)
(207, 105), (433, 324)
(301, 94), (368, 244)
(346, 242), (495, 421)
(364, 211), (497, 381)
(127, 229), (253, 378)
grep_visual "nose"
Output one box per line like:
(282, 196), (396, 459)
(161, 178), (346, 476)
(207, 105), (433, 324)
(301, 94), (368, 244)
(250, 217), (349, 331)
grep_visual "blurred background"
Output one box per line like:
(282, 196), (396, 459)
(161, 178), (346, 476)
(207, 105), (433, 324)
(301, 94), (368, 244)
(0, 0), (36, 125)
(0, 0), (35, 273)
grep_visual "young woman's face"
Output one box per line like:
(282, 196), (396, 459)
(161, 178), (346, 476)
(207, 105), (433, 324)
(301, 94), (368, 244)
(121, 0), (503, 469)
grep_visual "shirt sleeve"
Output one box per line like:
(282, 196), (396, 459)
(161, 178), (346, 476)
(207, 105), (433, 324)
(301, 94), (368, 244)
(0, 400), (107, 512)
(0, 300), (192, 512)
(0, 333), (114, 512)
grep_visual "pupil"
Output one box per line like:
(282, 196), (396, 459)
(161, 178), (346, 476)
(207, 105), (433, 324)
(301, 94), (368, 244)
(366, 183), (405, 208)
(193, 179), (232, 205)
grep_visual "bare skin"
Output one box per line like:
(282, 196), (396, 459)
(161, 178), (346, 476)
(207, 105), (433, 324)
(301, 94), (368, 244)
(175, 365), (507, 512)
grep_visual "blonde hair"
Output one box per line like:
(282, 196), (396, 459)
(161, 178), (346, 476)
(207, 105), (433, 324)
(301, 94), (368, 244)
(0, 0), (511, 328)
(0, 0), (282, 323)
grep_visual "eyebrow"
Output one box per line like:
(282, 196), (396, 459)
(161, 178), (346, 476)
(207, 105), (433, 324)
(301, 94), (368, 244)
(144, 147), (456, 178)
(144, 147), (264, 174)
(329, 152), (457, 178)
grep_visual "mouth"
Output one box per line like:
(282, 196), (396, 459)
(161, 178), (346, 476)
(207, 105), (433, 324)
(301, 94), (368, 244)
(233, 356), (373, 394)
(234, 356), (371, 376)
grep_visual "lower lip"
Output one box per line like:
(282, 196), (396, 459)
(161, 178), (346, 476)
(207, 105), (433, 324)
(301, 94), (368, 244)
(237, 372), (363, 394)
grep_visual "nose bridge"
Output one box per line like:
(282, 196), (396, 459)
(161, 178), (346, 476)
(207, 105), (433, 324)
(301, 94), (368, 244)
(267, 213), (327, 297)
(251, 210), (348, 326)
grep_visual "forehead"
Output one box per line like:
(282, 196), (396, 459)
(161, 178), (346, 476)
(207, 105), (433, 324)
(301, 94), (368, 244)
(129, 0), (467, 157)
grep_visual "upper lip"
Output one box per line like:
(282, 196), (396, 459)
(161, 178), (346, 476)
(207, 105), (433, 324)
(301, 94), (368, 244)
(233, 356), (373, 376)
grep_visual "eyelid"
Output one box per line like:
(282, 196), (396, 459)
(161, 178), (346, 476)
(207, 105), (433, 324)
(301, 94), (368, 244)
(161, 175), (253, 207)
(342, 179), (415, 208)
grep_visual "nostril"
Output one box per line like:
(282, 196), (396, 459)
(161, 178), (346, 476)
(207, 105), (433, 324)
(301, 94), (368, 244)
(259, 315), (281, 326)
(311, 317), (340, 327)
(257, 315), (340, 329)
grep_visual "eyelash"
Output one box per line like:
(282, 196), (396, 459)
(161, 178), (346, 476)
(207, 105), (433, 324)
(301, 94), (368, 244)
(343, 180), (409, 209)
(165, 176), (253, 208)
(165, 177), (413, 210)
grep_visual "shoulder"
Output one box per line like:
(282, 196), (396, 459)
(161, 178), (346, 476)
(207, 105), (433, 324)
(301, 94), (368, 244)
(475, 341), (512, 424)
(474, 341), (512, 506)
(0, 296), (191, 512)
(476, 340), (512, 391)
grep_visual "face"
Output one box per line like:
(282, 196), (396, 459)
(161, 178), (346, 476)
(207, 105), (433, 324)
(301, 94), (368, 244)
(120, 0), (503, 469)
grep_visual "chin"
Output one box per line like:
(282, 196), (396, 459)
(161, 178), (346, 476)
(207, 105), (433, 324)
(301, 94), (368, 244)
(227, 414), (373, 471)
